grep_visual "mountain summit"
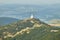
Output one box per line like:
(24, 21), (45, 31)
(0, 18), (60, 40)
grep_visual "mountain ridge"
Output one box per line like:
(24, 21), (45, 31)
(0, 18), (60, 40)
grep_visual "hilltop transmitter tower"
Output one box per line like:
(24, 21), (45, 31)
(30, 14), (34, 18)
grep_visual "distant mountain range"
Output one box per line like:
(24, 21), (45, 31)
(0, 18), (60, 40)
(0, 17), (18, 26)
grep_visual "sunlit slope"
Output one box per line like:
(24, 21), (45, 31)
(0, 18), (60, 40)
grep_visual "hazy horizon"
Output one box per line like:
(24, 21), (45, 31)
(0, 0), (60, 23)
(0, 0), (60, 5)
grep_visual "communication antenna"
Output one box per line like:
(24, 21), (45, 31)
(30, 14), (34, 18)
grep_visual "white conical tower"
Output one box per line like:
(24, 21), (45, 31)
(30, 14), (34, 18)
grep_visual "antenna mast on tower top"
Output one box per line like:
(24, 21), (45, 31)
(30, 14), (34, 18)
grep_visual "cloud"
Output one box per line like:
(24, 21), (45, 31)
(45, 15), (54, 18)
(0, 15), (23, 19)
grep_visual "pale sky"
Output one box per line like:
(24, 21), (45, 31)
(0, 0), (60, 5)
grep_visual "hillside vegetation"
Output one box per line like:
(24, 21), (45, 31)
(0, 18), (60, 40)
